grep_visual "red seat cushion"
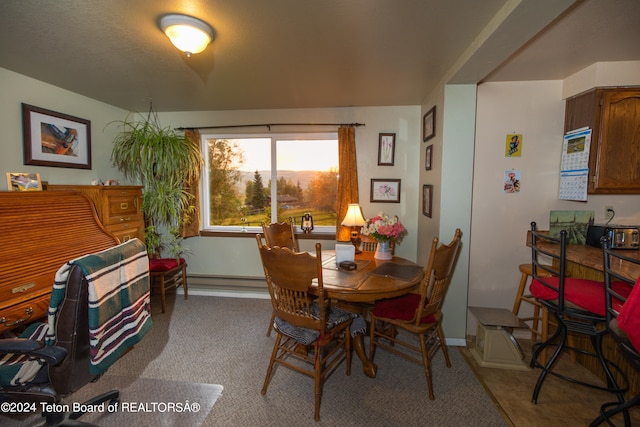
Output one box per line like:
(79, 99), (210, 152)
(617, 276), (640, 352)
(149, 258), (185, 272)
(372, 293), (435, 323)
(530, 277), (631, 316)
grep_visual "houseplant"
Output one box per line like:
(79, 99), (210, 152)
(110, 110), (202, 258)
(360, 212), (407, 260)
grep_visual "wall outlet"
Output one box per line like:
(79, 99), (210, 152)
(604, 206), (614, 219)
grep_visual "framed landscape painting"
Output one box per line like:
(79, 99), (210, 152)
(22, 103), (92, 169)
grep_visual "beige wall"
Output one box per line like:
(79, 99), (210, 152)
(0, 68), (128, 189)
(158, 106), (422, 278)
(468, 76), (640, 335)
(3, 61), (639, 344)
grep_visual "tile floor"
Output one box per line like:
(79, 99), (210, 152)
(460, 340), (640, 426)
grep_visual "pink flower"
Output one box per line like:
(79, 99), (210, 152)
(360, 212), (407, 243)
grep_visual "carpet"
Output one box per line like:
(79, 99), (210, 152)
(1, 376), (223, 427)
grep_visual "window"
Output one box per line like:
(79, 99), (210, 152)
(201, 132), (339, 233)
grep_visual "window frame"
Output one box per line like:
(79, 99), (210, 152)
(200, 131), (339, 234)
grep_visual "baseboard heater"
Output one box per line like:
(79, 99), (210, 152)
(182, 273), (269, 299)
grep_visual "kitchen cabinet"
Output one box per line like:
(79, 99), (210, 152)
(564, 87), (640, 194)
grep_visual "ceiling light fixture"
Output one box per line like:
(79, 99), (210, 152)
(160, 14), (213, 57)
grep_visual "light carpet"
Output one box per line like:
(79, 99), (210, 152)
(1, 376), (222, 426)
(2, 294), (508, 426)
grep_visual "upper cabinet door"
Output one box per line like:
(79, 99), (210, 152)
(565, 87), (640, 194)
(594, 89), (640, 193)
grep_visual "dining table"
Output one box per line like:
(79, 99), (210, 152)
(311, 249), (425, 378)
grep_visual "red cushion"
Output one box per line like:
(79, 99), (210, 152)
(530, 277), (631, 316)
(617, 277), (640, 352)
(372, 293), (436, 323)
(149, 258), (185, 272)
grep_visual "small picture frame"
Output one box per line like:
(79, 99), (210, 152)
(370, 179), (401, 203)
(22, 103), (92, 169)
(423, 106), (436, 142)
(422, 184), (433, 217)
(6, 172), (43, 191)
(425, 144), (433, 170)
(377, 133), (396, 166)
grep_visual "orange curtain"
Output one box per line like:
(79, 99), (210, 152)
(181, 129), (201, 238)
(336, 126), (359, 242)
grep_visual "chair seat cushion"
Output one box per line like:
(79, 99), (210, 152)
(617, 276), (640, 352)
(273, 303), (359, 345)
(530, 277), (631, 316)
(372, 293), (435, 323)
(149, 258), (185, 272)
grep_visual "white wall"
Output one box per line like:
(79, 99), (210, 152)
(468, 79), (640, 334)
(0, 68), (129, 189)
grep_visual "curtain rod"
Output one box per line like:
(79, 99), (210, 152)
(175, 122), (365, 131)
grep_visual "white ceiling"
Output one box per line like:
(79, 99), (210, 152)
(0, 0), (638, 112)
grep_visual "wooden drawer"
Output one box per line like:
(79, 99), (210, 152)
(0, 295), (50, 333)
(47, 185), (145, 244)
(0, 270), (55, 310)
(107, 220), (145, 243)
(103, 192), (142, 225)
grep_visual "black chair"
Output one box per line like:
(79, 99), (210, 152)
(528, 222), (626, 405)
(590, 237), (639, 427)
(0, 239), (152, 426)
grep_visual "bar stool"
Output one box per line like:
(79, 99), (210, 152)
(513, 263), (549, 341)
(512, 263), (576, 364)
(149, 258), (188, 313)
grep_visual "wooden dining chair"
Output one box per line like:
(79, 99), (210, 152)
(360, 235), (395, 254)
(261, 217), (299, 336)
(590, 237), (639, 427)
(528, 222), (628, 405)
(256, 234), (355, 421)
(369, 228), (462, 400)
(261, 217), (299, 251)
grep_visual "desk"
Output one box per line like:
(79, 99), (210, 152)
(528, 238), (640, 397)
(314, 251), (425, 378)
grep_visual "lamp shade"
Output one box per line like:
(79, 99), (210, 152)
(341, 204), (366, 227)
(160, 14), (213, 56)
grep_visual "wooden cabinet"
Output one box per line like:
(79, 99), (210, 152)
(564, 87), (640, 194)
(0, 191), (119, 332)
(48, 185), (145, 243)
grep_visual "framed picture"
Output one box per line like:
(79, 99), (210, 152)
(377, 133), (396, 166)
(370, 179), (401, 203)
(22, 103), (92, 169)
(422, 184), (433, 217)
(423, 106), (436, 142)
(6, 172), (42, 191)
(425, 144), (433, 170)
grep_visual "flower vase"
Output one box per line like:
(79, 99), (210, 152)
(374, 240), (393, 260)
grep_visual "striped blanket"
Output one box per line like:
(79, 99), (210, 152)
(47, 238), (152, 375)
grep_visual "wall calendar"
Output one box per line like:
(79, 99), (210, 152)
(559, 128), (591, 201)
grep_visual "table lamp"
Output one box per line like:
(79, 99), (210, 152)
(341, 203), (366, 253)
